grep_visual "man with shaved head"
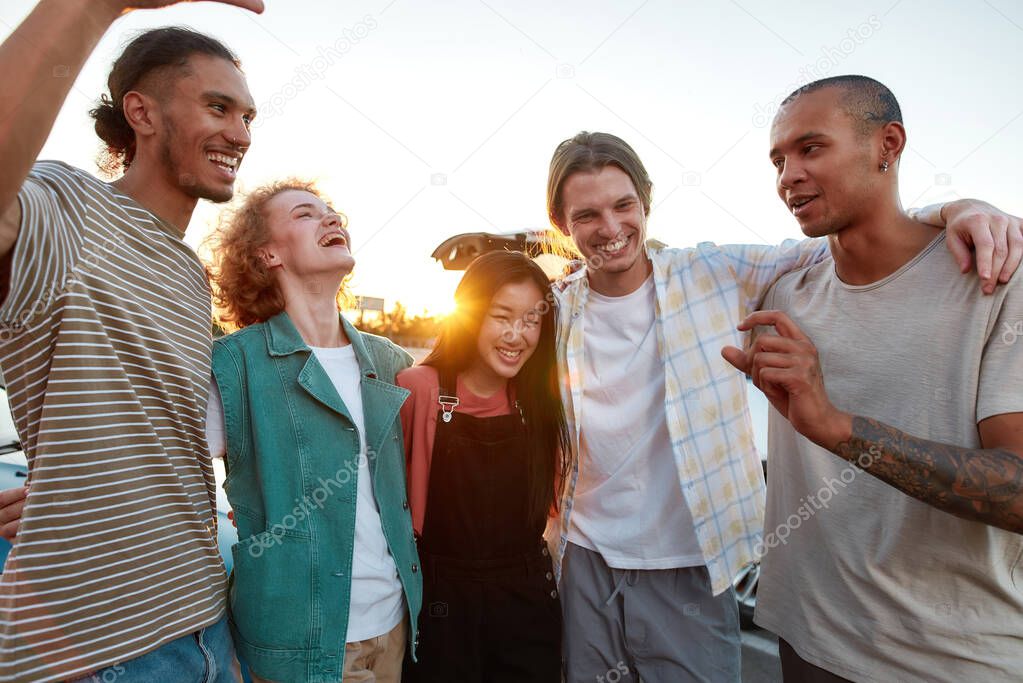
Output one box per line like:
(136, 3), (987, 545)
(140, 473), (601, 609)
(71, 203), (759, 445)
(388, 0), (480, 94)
(724, 75), (1023, 681)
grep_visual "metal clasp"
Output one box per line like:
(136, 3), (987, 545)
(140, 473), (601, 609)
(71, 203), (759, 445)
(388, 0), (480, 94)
(438, 395), (459, 423)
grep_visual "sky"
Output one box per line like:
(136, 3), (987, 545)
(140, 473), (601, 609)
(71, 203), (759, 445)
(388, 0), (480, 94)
(3, 0), (1021, 315)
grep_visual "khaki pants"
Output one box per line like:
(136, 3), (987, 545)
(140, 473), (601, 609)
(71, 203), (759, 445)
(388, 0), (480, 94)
(251, 618), (407, 683)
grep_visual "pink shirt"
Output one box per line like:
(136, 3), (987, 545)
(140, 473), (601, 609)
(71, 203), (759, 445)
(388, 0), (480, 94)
(396, 365), (513, 535)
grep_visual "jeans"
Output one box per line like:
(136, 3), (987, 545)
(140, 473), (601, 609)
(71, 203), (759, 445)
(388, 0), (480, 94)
(72, 612), (238, 683)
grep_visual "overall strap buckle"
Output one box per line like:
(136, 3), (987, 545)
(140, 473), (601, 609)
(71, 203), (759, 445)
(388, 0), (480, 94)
(438, 395), (459, 423)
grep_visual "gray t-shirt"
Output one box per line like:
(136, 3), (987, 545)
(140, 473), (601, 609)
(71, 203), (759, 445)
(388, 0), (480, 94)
(754, 232), (1023, 682)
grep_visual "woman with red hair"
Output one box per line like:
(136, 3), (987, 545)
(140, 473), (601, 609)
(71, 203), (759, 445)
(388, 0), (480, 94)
(205, 180), (422, 683)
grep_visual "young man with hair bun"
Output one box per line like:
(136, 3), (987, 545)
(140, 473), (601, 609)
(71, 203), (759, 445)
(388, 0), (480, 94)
(0, 1), (262, 681)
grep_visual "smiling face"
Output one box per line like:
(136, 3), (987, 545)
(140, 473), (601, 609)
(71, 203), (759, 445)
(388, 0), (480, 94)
(769, 87), (884, 238)
(558, 165), (650, 295)
(467, 279), (546, 387)
(151, 54), (256, 203)
(260, 190), (354, 282)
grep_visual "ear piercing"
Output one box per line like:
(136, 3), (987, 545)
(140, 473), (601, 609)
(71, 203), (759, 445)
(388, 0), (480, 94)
(880, 159), (890, 173)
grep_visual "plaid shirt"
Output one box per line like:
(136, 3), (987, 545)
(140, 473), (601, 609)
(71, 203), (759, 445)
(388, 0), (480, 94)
(548, 238), (828, 595)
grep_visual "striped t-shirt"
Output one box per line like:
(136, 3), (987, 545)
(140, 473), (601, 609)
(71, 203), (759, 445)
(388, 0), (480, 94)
(0, 161), (225, 682)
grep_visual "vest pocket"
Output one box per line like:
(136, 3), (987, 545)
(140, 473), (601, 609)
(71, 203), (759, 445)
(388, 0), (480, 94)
(229, 532), (315, 650)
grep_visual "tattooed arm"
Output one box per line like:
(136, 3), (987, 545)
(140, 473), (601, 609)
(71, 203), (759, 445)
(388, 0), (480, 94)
(833, 413), (1023, 534)
(722, 309), (1023, 534)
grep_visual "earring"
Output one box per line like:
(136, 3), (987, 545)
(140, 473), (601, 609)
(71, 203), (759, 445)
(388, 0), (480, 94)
(880, 159), (890, 173)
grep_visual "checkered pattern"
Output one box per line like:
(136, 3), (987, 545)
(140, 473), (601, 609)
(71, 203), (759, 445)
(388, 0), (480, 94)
(548, 238), (828, 595)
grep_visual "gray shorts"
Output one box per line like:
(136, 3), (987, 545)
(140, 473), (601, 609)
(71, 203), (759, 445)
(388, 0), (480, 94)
(560, 542), (740, 683)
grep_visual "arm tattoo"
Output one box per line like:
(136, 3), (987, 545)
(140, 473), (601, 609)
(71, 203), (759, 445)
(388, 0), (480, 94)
(833, 416), (1023, 534)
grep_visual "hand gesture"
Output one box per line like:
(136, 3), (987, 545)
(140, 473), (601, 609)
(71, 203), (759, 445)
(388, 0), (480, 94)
(721, 310), (851, 448)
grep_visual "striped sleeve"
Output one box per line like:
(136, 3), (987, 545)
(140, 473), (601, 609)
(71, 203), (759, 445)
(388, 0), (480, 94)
(0, 161), (86, 327)
(716, 238), (829, 318)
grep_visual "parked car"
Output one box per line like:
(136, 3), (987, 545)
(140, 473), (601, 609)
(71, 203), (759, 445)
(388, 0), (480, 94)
(431, 229), (550, 270)
(433, 230), (770, 630)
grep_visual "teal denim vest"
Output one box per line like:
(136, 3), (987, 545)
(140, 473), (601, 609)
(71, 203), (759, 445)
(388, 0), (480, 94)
(212, 312), (422, 682)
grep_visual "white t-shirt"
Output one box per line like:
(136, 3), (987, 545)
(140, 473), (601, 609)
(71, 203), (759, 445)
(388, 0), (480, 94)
(567, 275), (704, 569)
(207, 344), (404, 642)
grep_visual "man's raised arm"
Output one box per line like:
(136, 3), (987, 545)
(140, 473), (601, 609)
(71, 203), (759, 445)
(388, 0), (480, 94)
(0, 0), (119, 255)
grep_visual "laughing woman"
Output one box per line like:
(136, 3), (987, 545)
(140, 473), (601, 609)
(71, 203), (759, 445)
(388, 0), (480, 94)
(399, 251), (570, 682)
(205, 180), (421, 683)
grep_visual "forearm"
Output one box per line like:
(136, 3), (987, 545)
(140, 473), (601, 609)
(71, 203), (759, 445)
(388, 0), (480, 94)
(831, 415), (1023, 533)
(0, 0), (121, 219)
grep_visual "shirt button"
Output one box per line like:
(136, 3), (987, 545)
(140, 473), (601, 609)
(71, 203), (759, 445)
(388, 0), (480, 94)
(402, 500), (409, 510)
(541, 547), (549, 557)
(545, 571), (553, 581)
(411, 563), (419, 573)
(550, 589), (558, 599)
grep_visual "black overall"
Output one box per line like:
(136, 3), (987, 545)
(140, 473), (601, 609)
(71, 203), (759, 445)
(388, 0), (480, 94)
(403, 370), (562, 682)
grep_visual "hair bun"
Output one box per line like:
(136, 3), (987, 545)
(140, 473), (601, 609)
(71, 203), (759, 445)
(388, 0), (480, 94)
(90, 95), (133, 152)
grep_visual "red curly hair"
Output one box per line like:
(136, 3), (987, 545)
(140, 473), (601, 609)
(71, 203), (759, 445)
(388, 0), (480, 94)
(206, 179), (351, 332)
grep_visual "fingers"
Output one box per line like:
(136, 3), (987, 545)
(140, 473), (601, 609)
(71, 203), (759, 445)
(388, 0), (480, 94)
(944, 200), (1023, 292)
(722, 340), (801, 377)
(213, 0), (265, 12)
(721, 346), (750, 374)
(945, 228), (974, 274)
(971, 228), (995, 289)
(758, 366), (795, 389)
(751, 332), (806, 355)
(999, 219), (1023, 284)
(127, 1), (265, 13)
(986, 216), (1010, 294)
(751, 351), (796, 373)
(759, 379), (788, 405)
(0, 486), (27, 509)
(737, 310), (810, 341)
(751, 352), (795, 392)
(0, 519), (19, 542)
(0, 487), (27, 542)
